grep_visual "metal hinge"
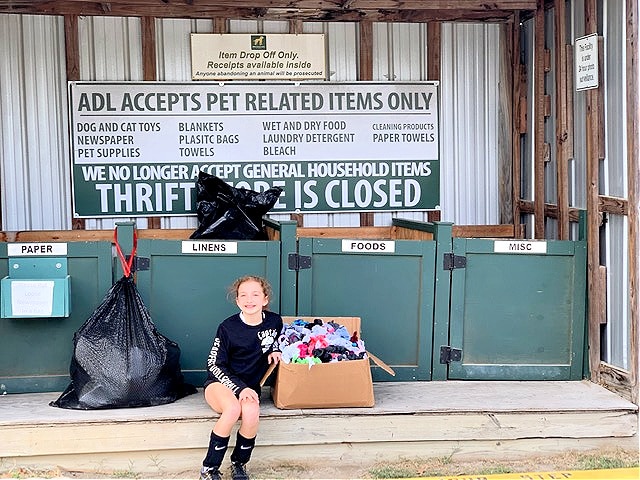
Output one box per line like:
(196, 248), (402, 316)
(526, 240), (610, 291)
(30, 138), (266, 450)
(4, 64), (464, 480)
(125, 255), (150, 271)
(439, 346), (462, 364)
(288, 253), (311, 271)
(443, 253), (466, 270)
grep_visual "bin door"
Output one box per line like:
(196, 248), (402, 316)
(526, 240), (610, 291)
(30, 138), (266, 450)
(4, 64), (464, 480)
(135, 239), (281, 387)
(446, 238), (587, 380)
(297, 237), (436, 381)
(0, 241), (113, 393)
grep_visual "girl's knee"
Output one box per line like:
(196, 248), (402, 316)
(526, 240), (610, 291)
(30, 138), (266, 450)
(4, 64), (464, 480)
(223, 401), (242, 419)
(241, 402), (260, 422)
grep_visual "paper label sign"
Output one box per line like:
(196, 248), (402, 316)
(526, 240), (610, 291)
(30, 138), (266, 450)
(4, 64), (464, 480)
(181, 241), (238, 254)
(342, 240), (395, 253)
(8, 243), (68, 256)
(494, 240), (547, 254)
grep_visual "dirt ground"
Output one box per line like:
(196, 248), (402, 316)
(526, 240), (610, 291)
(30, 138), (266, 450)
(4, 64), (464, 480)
(1, 448), (638, 479)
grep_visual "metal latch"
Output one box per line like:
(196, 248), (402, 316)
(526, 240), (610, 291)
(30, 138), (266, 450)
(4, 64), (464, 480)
(439, 346), (462, 364)
(288, 253), (311, 271)
(443, 253), (466, 270)
(125, 255), (150, 271)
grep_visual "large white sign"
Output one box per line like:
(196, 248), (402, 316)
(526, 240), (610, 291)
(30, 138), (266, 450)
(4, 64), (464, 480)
(191, 34), (326, 81)
(69, 81), (440, 217)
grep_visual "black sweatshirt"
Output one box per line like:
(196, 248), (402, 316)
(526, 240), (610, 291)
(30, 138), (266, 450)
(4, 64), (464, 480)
(204, 311), (283, 396)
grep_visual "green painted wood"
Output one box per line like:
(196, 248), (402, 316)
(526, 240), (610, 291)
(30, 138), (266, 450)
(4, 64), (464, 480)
(296, 236), (437, 382)
(134, 238), (282, 387)
(0, 241), (113, 394)
(447, 238), (587, 380)
(263, 218), (298, 316)
(429, 222), (454, 381)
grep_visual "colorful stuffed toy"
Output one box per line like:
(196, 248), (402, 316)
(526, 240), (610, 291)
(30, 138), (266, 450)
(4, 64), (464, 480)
(278, 318), (367, 366)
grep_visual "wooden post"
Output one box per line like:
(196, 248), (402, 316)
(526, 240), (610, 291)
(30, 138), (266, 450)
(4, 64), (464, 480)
(213, 17), (227, 34)
(427, 22), (441, 81)
(498, 21), (514, 226)
(141, 16), (161, 229)
(65, 14), (85, 231)
(359, 20), (374, 227)
(534, 0), (546, 239)
(554, 0), (569, 239)
(625, 0), (639, 404)
(427, 22), (442, 225)
(289, 19), (304, 227)
(512, 14), (523, 237)
(584, 0), (601, 381)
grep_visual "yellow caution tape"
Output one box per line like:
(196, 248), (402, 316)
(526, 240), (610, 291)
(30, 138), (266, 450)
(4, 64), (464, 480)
(406, 467), (639, 480)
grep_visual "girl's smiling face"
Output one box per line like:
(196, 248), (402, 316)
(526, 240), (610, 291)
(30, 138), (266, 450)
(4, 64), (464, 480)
(236, 279), (268, 318)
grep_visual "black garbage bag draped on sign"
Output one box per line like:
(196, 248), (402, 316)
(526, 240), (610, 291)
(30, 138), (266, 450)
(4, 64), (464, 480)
(51, 232), (196, 410)
(190, 171), (283, 240)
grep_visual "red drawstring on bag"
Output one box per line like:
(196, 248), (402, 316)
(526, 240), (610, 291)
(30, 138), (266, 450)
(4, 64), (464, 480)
(113, 228), (138, 278)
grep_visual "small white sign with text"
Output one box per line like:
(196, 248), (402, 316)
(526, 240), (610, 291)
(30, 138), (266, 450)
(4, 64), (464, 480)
(575, 33), (599, 91)
(494, 240), (547, 254)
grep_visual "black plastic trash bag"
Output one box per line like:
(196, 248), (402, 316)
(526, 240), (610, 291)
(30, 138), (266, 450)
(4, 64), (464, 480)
(190, 171), (283, 240)
(50, 276), (196, 410)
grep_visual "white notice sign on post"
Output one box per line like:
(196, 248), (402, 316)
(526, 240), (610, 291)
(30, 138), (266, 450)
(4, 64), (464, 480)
(575, 33), (599, 91)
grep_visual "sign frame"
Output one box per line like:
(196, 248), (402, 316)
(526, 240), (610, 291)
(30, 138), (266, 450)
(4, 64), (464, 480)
(190, 33), (327, 81)
(68, 81), (441, 218)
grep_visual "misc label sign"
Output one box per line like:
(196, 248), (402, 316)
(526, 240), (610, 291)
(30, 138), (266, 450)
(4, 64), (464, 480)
(494, 240), (547, 254)
(341, 240), (396, 253)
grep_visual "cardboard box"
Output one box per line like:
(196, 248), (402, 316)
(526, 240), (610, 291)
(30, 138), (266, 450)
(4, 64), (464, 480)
(260, 316), (394, 409)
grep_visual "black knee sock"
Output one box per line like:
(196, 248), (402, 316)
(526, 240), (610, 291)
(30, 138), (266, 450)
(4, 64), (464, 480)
(203, 432), (229, 468)
(230, 432), (256, 465)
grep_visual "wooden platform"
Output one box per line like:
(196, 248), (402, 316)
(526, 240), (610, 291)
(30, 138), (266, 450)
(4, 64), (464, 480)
(1, 381), (637, 476)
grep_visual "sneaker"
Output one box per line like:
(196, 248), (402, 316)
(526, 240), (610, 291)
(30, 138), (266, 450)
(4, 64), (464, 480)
(230, 462), (250, 480)
(200, 466), (222, 480)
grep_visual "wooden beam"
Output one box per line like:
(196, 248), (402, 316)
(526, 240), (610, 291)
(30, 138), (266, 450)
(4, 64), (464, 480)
(0, 1), (532, 22)
(141, 16), (156, 81)
(533, 0), (545, 238)
(512, 14), (523, 236)
(598, 195), (628, 216)
(64, 14), (85, 231)
(141, 16), (161, 230)
(213, 17), (227, 33)
(499, 22), (513, 225)
(517, 200), (581, 223)
(554, 0), (569, 239)
(625, 0), (639, 405)
(427, 22), (441, 81)
(288, 18), (305, 227)
(5, 0), (537, 7)
(358, 20), (373, 227)
(584, 0), (601, 383)
(565, 44), (575, 159)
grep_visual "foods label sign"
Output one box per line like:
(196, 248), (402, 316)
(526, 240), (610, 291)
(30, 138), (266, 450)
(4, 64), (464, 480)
(69, 81), (440, 217)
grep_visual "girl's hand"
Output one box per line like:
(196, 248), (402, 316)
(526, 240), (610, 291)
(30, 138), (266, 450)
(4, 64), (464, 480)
(239, 387), (259, 403)
(268, 352), (282, 365)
